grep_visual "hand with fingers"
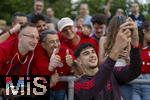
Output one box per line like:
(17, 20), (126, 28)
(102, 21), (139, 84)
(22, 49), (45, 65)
(120, 17), (137, 30)
(65, 49), (84, 76)
(65, 49), (74, 67)
(9, 23), (21, 34)
(127, 17), (139, 47)
(110, 27), (132, 60)
(49, 48), (62, 71)
(118, 49), (130, 64)
(81, 25), (91, 36)
(50, 70), (60, 88)
(120, 17), (139, 47)
(116, 27), (131, 49)
(71, 60), (85, 77)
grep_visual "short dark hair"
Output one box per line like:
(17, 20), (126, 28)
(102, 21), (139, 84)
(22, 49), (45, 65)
(31, 14), (49, 24)
(12, 12), (27, 22)
(91, 14), (107, 25)
(40, 29), (57, 41)
(74, 43), (95, 58)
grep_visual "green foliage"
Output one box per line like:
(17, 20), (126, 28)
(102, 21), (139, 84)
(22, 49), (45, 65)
(46, 0), (72, 18)
(0, 0), (149, 25)
(111, 0), (126, 15)
(0, 0), (33, 24)
(144, 4), (150, 20)
(73, 0), (106, 16)
(0, 0), (72, 24)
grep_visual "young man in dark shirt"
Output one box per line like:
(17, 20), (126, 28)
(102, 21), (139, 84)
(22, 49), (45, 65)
(73, 26), (142, 100)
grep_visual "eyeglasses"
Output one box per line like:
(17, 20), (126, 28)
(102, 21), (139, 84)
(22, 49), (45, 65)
(22, 34), (40, 41)
(48, 40), (60, 46)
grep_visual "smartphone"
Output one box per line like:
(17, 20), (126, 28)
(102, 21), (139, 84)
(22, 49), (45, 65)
(125, 10), (129, 18)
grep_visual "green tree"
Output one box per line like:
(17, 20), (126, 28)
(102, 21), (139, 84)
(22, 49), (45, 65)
(0, 0), (149, 25)
(46, 0), (72, 18)
(0, 0), (33, 24)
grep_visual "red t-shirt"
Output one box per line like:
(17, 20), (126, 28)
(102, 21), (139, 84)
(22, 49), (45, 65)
(0, 37), (34, 75)
(32, 44), (75, 90)
(141, 46), (150, 74)
(58, 31), (99, 54)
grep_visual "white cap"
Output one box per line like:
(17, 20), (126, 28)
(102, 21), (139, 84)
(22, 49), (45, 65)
(57, 17), (74, 31)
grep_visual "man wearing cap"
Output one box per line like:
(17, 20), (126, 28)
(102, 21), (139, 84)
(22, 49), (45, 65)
(57, 17), (98, 54)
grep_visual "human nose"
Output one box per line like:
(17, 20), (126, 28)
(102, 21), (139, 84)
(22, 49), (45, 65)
(32, 36), (39, 43)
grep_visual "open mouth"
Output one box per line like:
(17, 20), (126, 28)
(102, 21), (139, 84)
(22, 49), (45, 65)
(30, 43), (37, 47)
(89, 58), (96, 63)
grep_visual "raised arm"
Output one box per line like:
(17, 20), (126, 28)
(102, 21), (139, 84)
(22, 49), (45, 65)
(114, 46), (142, 84)
(74, 27), (131, 99)
(0, 23), (21, 43)
(114, 18), (142, 84)
(99, 36), (107, 64)
(104, 0), (113, 18)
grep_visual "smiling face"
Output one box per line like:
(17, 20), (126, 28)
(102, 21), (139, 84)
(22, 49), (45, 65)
(34, 1), (44, 14)
(19, 26), (39, 51)
(79, 47), (98, 69)
(93, 23), (106, 38)
(42, 34), (60, 56)
(61, 26), (76, 39)
(36, 20), (48, 33)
